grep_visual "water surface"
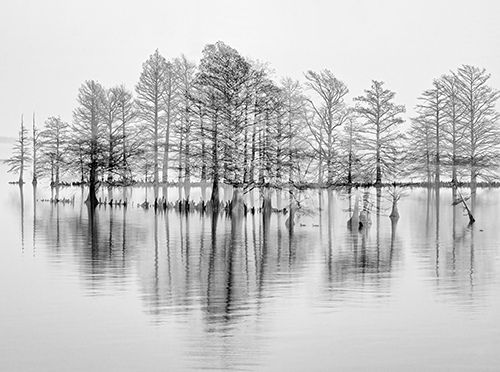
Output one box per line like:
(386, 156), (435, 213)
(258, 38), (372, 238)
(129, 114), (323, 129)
(1, 164), (499, 371)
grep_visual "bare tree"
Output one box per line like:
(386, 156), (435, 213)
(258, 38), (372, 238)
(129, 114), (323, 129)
(161, 60), (178, 183)
(113, 84), (138, 183)
(339, 115), (363, 184)
(4, 115), (31, 184)
(39, 116), (70, 185)
(193, 41), (254, 210)
(455, 65), (500, 186)
(135, 49), (169, 185)
(102, 86), (122, 183)
(354, 80), (406, 185)
(280, 76), (307, 184)
(173, 55), (196, 186)
(415, 79), (446, 184)
(304, 69), (350, 185)
(406, 114), (434, 183)
(72, 80), (106, 207)
(440, 73), (467, 183)
(31, 112), (41, 185)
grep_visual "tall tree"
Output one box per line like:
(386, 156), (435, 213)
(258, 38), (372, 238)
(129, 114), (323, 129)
(173, 55), (197, 188)
(280, 76), (307, 184)
(102, 86), (122, 183)
(415, 79), (446, 184)
(4, 115), (31, 184)
(304, 69), (350, 185)
(193, 41), (254, 209)
(72, 80), (106, 207)
(455, 65), (500, 186)
(354, 80), (406, 185)
(406, 114), (434, 183)
(339, 116), (363, 184)
(113, 84), (138, 183)
(161, 60), (177, 183)
(440, 73), (467, 183)
(135, 49), (169, 185)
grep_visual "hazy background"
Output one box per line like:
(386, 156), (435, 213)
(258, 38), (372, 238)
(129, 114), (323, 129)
(1, 0), (499, 138)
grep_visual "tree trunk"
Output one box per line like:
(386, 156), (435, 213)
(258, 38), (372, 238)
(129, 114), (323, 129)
(211, 176), (220, 212)
(87, 161), (99, 208)
(389, 200), (399, 220)
(231, 185), (244, 216)
(261, 186), (272, 216)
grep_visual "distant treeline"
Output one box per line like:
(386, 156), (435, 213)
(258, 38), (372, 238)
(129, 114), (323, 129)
(4, 41), (500, 205)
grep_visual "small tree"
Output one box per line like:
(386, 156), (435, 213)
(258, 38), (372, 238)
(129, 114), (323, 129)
(39, 116), (70, 185)
(31, 112), (42, 185)
(4, 115), (31, 184)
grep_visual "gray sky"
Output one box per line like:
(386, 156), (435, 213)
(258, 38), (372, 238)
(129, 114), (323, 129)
(1, 0), (499, 138)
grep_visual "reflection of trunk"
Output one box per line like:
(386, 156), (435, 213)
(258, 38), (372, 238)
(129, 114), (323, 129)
(260, 208), (271, 291)
(109, 200), (114, 254)
(435, 186), (440, 276)
(153, 184), (159, 203)
(162, 185), (169, 206)
(451, 188), (457, 271)
(285, 195), (295, 230)
(19, 184), (25, 251)
(32, 184), (37, 254)
(87, 204), (98, 255)
(318, 188), (322, 230)
(184, 212), (191, 289)
(225, 212), (244, 317)
(375, 188), (381, 271)
(326, 188), (333, 277)
(347, 192), (360, 229)
(121, 198), (127, 258)
(376, 186), (381, 216)
(389, 217), (398, 269)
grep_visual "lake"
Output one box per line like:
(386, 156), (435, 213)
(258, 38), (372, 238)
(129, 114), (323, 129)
(1, 159), (499, 371)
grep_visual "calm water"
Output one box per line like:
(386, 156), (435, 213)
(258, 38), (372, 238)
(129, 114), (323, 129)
(1, 164), (500, 371)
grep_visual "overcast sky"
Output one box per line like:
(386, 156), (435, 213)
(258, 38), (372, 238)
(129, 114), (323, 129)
(1, 0), (499, 138)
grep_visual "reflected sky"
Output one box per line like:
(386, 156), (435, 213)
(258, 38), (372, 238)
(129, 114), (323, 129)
(1, 168), (500, 371)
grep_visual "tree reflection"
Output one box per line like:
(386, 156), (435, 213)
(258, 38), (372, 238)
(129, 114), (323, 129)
(435, 185), (440, 278)
(418, 186), (482, 306)
(32, 185), (492, 324)
(18, 184), (25, 252)
(32, 184), (36, 256)
(322, 187), (400, 303)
